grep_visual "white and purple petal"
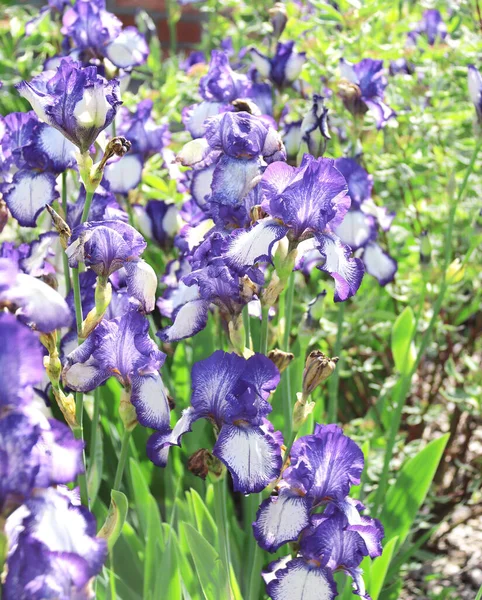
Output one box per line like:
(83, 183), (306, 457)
(105, 27), (149, 68)
(335, 210), (376, 250)
(265, 557), (337, 600)
(2, 170), (59, 228)
(103, 154), (143, 194)
(362, 242), (397, 285)
(146, 406), (198, 467)
(130, 372), (170, 432)
(158, 298), (210, 343)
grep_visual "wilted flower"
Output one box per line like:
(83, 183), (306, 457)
(147, 350), (283, 493)
(268, 349), (294, 373)
(339, 58), (395, 129)
(16, 59), (122, 154)
(251, 41), (306, 88)
(302, 350), (338, 396)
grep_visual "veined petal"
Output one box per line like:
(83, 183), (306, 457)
(362, 242), (397, 285)
(253, 491), (311, 552)
(105, 27), (149, 68)
(213, 424), (282, 494)
(265, 557), (337, 600)
(124, 259), (158, 313)
(191, 164), (215, 207)
(130, 372), (170, 431)
(210, 156), (262, 206)
(146, 406), (197, 467)
(364, 99), (395, 129)
(158, 298), (210, 342)
(103, 154), (143, 194)
(315, 233), (364, 302)
(3, 170), (59, 227)
(63, 357), (110, 392)
(335, 210), (376, 250)
(224, 218), (288, 271)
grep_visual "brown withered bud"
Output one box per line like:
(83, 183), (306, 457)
(240, 275), (257, 304)
(338, 80), (367, 118)
(268, 349), (294, 373)
(39, 273), (59, 291)
(250, 204), (268, 223)
(0, 199), (8, 234)
(187, 449), (211, 480)
(167, 394), (176, 411)
(302, 350), (339, 396)
(98, 136), (132, 170)
(232, 99), (260, 115)
(45, 204), (71, 250)
(269, 2), (288, 39)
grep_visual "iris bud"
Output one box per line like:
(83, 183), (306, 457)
(268, 349), (294, 373)
(302, 350), (338, 397)
(269, 2), (288, 39)
(46, 204), (71, 250)
(119, 390), (138, 432)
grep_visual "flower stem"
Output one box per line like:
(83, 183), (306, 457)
(113, 429), (132, 491)
(327, 301), (345, 423)
(242, 304), (251, 350)
(61, 171), (71, 294)
(281, 272), (295, 435)
(259, 306), (270, 355)
(81, 189), (94, 224)
(89, 387), (101, 474)
(247, 524), (264, 600)
(213, 478), (233, 599)
(373, 139), (481, 515)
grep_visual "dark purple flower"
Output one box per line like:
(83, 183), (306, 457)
(17, 59), (121, 153)
(253, 424), (364, 552)
(4, 486), (107, 600)
(134, 200), (181, 248)
(62, 0), (122, 56)
(116, 99), (170, 160)
(408, 9), (447, 46)
(181, 50), (206, 72)
(67, 185), (126, 229)
(200, 50), (251, 103)
(0, 313), (44, 409)
(63, 304), (170, 436)
(147, 350), (282, 493)
(339, 58), (395, 129)
(251, 41), (306, 88)
(298, 94), (331, 158)
(389, 58), (415, 76)
(0, 409), (84, 514)
(66, 220), (146, 278)
(333, 158), (372, 207)
(0, 258), (72, 333)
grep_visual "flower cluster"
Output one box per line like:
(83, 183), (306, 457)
(254, 425), (384, 599)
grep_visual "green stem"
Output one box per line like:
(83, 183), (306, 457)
(247, 525), (264, 600)
(74, 392), (89, 507)
(61, 171), (71, 294)
(213, 478), (233, 599)
(327, 302), (345, 423)
(259, 306), (270, 355)
(242, 304), (251, 350)
(281, 272), (295, 435)
(373, 139), (481, 515)
(89, 387), (101, 473)
(81, 190), (94, 224)
(113, 429), (132, 491)
(71, 267), (84, 335)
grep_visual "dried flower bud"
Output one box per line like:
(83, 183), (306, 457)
(250, 205), (268, 223)
(302, 350), (339, 396)
(187, 449), (211, 480)
(269, 2), (288, 39)
(46, 204), (71, 250)
(232, 98), (261, 115)
(268, 349), (294, 373)
(338, 80), (367, 117)
(99, 136), (132, 170)
(419, 230), (431, 266)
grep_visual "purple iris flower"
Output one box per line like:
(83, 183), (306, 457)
(408, 10), (447, 46)
(116, 99), (170, 161)
(468, 65), (482, 123)
(0, 258), (72, 333)
(66, 220), (146, 278)
(0, 313), (44, 409)
(0, 409), (84, 515)
(67, 185), (126, 229)
(102, 153), (144, 195)
(63, 304), (171, 444)
(251, 41), (306, 88)
(339, 58), (395, 129)
(333, 158), (397, 285)
(104, 27), (149, 69)
(16, 58), (121, 154)
(200, 50), (252, 103)
(147, 350), (283, 494)
(134, 200), (181, 249)
(389, 58), (415, 76)
(180, 50), (206, 72)
(4, 486), (107, 600)
(0, 111), (76, 227)
(62, 0), (122, 56)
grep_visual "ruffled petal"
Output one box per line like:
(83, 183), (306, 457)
(130, 372), (170, 431)
(3, 170), (59, 227)
(362, 242), (397, 285)
(105, 27), (149, 68)
(158, 298), (210, 342)
(103, 154), (143, 194)
(224, 218), (288, 272)
(315, 234), (364, 302)
(213, 424), (282, 494)
(124, 259), (158, 313)
(265, 557), (337, 600)
(146, 406), (197, 467)
(335, 210), (376, 250)
(210, 155), (262, 206)
(253, 491), (311, 552)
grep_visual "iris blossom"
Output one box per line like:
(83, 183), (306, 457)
(147, 350), (283, 494)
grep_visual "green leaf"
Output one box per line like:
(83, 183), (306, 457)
(181, 522), (228, 600)
(98, 490), (129, 552)
(143, 496), (164, 600)
(380, 434), (449, 550)
(367, 536), (398, 600)
(391, 307), (416, 374)
(88, 426), (104, 506)
(129, 458), (151, 540)
(190, 489), (217, 548)
(154, 527), (183, 600)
